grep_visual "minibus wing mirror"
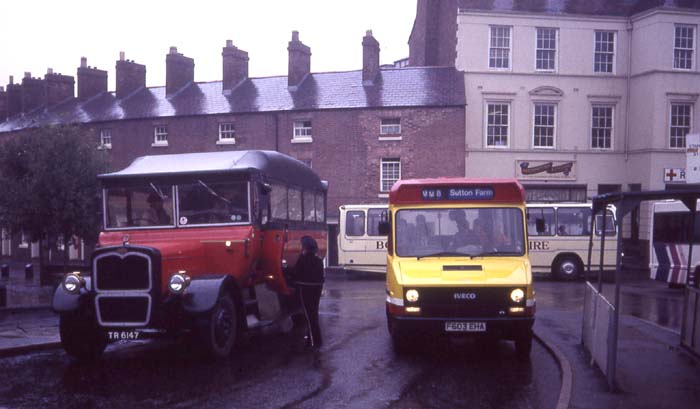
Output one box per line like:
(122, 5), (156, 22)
(535, 218), (546, 234)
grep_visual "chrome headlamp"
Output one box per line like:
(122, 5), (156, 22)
(62, 272), (84, 295)
(168, 271), (191, 294)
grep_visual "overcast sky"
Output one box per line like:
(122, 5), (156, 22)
(1, 0), (417, 91)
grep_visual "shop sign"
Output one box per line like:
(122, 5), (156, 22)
(515, 160), (576, 180)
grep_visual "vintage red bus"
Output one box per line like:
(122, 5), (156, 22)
(53, 150), (327, 360)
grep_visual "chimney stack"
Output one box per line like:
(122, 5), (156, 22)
(0, 86), (7, 122)
(362, 30), (380, 85)
(77, 57), (108, 101)
(287, 31), (311, 89)
(21, 73), (47, 113)
(6, 76), (22, 117)
(166, 46), (195, 96)
(222, 40), (249, 94)
(45, 69), (75, 105)
(116, 52), (146, 98)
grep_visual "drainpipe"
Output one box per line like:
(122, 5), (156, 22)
(274, 113), (279, 152)
(624, 21), (633, 162)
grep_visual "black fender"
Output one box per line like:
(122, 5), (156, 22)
(52, 277), (92, 313)
(182, 275), (240, 314)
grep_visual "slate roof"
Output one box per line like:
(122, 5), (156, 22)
(458, 0), (700, 16)
(99, 150), (326, 190)
(0, 67), (465, 133)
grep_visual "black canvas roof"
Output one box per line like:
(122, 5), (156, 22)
(99, 150), (327, 191)
(458, 0), (700, 16)
(0, 67), (465, 133)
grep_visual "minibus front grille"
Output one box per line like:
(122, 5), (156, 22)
(414, 287), (513, 318)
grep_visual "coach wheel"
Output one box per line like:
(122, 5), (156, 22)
(554, 256), (581, 281)
(198, 293), (237, 358)
(59, 310), (107, 362)
(515, 331), (533, 360)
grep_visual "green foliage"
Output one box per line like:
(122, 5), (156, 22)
(0, 125), (108, 244)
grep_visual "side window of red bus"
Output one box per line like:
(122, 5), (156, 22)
(303, 192), (315, 222)
(288, 188), (303, 221)
(270, 184), (288, 221)
(315, 193), (325, 223)
(346, 211), (365, 236)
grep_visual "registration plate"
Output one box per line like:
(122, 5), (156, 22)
(107, 330), (142, 341)
(445, 321), (487, 332)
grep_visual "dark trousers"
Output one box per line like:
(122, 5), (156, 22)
(299, 285), (323, 347)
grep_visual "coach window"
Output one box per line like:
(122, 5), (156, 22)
(288, 188), (303, 221)
(556, 207), (591, 236)
(367, 209), (385, 236)
(270, 184), (288, 221)
(526, 208), (555, 236)
(595, 211), (616, 236)
(346, 211), (365, 236)
(303, 191), (315, 222)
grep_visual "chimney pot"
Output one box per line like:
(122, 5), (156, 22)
(47, 68), (54, 75)
(24, 72), (31, 79)
(226, 39), (233, 47)
(166, 47), (194, 95)
(80, 57), (87, 68)
(116, 55), (146, 98)
(222, 41), (249, 93)
(0, 86), (4, 92)
(9, 75), (13, 84)
(362, 30), (381, 85)
(120, 51), (125, 61)
(288, 31), (311, 88)
(170, 46), (178, 54)
(292, 31), (299, 41)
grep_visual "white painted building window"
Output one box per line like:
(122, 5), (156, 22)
(489, 26), (511, 69)
(674, 25), (695, 70)
(292, 120), (313, 143)
(594, 31), (615, 73)
(533, 104), (556, 148)
(670, 103), (693, 148)
(153, 126), (168, 146)
(99, 129), (112, 149)
(536, 28), (557, 71)
(486, 103), (510, 147)
(218, 123), (236, 144)
(380, 158), (401, 192)
(380, 118), (401, 135)
(18, 230), (29, 248)
(1, 228), (11, 256)
(591, 105), (614, 149)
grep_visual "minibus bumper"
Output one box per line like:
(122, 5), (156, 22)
(390, 315), (534, 340)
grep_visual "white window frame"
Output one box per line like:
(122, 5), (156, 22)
(152, 126), (169, 147)
(99, 129), (112, 149)
(1, 228), (11, 256)
(380, 118), (402, 136)
(380, 158), (401, 193)
(485, 101), (511, 148)
(591, 104), (615, 150)
(535, 27), (557, 72)
(217, 123), (236, 145)
(532, 103), (557, 149)
(292, 120), (313, 143)
(18, 230), (29, 249)
(674, 24), (695, 71)
(594, 31), (616, 74)
(489, 26), (512, 70)
(669, 103), (693, 149)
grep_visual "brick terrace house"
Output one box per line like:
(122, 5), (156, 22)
(409, 0), (700, 261)
(0, 30), (466, 266)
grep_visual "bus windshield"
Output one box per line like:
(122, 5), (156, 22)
(395, 207), (525, 258)
(105, 184), (175, 228)
(177, 181), (249, 226)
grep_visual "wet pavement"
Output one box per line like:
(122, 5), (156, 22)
(0, 264), (53, 308)
(0, 271), (560, 409)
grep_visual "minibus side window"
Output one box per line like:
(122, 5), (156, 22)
(346, 211), (365, 237)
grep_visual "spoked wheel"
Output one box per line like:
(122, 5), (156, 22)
(59, 310), (107, 362)
(554, 256), (582, 281)
(198, 293), (238, 358)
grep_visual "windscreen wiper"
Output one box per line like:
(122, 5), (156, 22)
(417, 251), (472, 260)
(197, 180), (230, 203)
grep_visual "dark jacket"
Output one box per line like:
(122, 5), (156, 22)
(292, 253), (325, 285)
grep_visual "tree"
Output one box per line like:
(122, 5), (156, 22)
(0, 125), (108, 274)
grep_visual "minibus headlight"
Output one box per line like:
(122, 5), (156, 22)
(510, 288), (525, 303)
(168, 271), (191, 294)
(406, 289), (419, 303)
(62, 273), (84, 294)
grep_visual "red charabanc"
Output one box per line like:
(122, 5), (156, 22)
(53, 150), (327, 360)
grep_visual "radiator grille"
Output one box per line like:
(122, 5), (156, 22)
(97, 296), (150, 326)
(411, 287), (514, 318)
(94, 253), (151, 291)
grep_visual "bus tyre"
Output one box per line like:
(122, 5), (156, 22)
(515, 331), (533, 360)
(59, 311), (107, 362)
(554, 256), (581, 281)
(198, 293), (237, 359)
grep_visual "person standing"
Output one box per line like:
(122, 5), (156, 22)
(292, 236), (325, 348)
